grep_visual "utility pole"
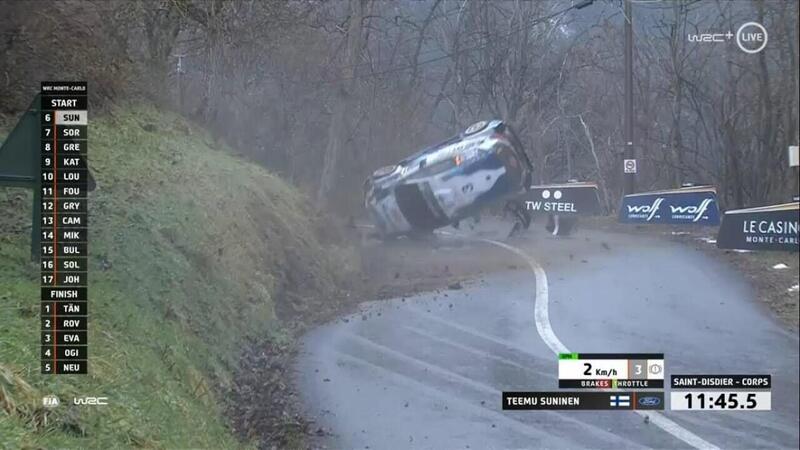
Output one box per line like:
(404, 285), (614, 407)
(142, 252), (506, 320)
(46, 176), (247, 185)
(623, 0), (636, 194)
(175, 54), (185, 112)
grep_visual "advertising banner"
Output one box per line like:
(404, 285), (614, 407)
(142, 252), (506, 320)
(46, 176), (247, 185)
(523, 182), (603, 216)
(717, 202), (799, 252)
(618, 186), (720, 225)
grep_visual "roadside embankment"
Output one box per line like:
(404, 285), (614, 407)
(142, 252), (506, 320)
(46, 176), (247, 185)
(0, 105), (356, 448)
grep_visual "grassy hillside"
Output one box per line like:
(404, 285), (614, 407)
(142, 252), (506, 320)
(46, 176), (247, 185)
(0, 105), (352, 448)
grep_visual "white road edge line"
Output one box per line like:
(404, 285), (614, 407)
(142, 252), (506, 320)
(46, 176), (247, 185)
(360, 223), (720, 449)
(470, 234), (721, 450)
(403, 324), (552, 378)
(333, 351), (555, 442)
(343, 332), (647, 448)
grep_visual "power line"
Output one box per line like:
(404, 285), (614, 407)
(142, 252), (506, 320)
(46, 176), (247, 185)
(319, 0), (593, 85)
(337, 0), (592, 75)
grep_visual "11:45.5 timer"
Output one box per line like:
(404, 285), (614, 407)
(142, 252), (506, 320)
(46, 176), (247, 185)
(684, 392), (758, 410)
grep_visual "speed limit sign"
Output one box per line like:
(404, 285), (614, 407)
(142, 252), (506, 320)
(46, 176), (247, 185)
(624, 159), (637, 174)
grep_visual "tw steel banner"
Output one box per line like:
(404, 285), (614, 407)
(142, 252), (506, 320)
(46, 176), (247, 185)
(717, 202), (799, 252)
(522, 182), (603, 216)
(618, 186), (720, 225)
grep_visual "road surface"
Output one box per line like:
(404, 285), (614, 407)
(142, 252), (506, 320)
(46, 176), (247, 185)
(296, 223), (799, 449)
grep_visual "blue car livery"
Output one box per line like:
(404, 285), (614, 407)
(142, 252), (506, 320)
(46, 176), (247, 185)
(364, 120), (533, 237)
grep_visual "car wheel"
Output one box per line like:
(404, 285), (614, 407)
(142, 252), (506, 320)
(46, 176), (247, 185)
(464, 121), (488, 135)
(372, 165), (397, 178)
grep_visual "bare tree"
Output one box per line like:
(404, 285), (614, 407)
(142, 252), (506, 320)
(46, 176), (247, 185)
(318, 0), (368, 206)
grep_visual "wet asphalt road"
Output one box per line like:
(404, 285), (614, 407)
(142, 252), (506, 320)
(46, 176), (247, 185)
(297, 224), (799, 449)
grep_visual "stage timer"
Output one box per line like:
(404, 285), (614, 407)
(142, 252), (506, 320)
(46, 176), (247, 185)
(670, 375), (771, 411)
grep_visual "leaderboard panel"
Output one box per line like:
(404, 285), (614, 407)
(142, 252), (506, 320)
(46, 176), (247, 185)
(40, 81), (88, 375)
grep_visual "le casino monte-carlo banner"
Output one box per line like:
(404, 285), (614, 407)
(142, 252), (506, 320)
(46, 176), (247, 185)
(717, 202), (799, 252)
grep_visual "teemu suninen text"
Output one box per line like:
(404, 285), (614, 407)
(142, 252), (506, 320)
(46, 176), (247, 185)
(502, 391), (664, 410)
(40, 81), (88, 375)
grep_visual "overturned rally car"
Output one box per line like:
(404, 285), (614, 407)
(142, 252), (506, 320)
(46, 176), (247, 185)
(364, 120), (533, 237)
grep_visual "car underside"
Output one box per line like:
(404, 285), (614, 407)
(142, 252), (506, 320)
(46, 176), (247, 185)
(364, 120), (533, 237)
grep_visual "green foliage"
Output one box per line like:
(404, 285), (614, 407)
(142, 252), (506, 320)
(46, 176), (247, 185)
(0, 105), (342, 448)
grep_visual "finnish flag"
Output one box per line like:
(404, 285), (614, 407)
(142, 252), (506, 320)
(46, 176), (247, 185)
(610, 395), (631, 407)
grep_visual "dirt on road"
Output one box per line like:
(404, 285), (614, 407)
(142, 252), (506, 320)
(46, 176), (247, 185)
(296, 220), (799, 450)
(226, 224), (522, 449)
(358, 230), (525, 300)
(229, 217), (798, 449)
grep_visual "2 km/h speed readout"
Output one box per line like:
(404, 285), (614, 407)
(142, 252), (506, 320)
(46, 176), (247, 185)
(558, 353), (664, 388)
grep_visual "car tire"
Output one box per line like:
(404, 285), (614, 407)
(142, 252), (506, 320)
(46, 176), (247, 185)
(372, 165), (397, 178)
(464, 121), (488, 135)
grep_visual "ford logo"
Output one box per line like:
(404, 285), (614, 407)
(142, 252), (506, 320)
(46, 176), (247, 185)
(638, 396), (661, 407)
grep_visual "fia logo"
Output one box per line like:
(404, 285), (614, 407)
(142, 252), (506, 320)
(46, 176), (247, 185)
(42, 395), (60, 408)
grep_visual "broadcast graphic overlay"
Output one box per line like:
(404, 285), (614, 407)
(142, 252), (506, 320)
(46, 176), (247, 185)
(670, 375), (772, 411)
(40, 81), (88, 375)
(558, 353), (664, 389)
(503, 353), (665, 411)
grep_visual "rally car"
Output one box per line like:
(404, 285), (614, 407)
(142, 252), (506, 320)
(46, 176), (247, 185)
(364, 120), (533, 237)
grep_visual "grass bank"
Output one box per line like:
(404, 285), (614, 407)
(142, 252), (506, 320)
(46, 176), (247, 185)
(0, 105), (354, 448)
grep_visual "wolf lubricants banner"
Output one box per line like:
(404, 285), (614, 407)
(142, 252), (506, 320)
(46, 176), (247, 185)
(618, 186), (720, 225)
(717, 202), (799, 252)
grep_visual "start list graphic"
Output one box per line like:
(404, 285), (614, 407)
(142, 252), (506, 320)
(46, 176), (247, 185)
(40, 81), (88, 375)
